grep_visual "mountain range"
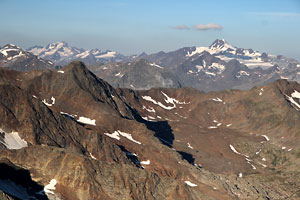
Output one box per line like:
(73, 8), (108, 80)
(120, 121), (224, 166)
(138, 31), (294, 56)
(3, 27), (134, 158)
(1, 39), (300, 92)
(92, 39), (300, 91)
(27, 41), (131, 66)
(0, 61), (300, 199)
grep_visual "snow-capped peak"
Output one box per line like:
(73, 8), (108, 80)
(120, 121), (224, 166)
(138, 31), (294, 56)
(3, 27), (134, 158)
(209, 39), (234, 51)
(186, 39), (275, 68)
(0, 44), (27, 60)
(28, 42), (124, 65)
(46, 41), (69, 49)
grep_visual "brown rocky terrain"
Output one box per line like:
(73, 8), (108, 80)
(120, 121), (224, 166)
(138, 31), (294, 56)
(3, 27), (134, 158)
(0, 61), (300, 199)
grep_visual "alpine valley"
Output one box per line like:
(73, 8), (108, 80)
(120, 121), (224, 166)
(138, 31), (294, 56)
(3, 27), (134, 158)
(0, 40), (300, 200)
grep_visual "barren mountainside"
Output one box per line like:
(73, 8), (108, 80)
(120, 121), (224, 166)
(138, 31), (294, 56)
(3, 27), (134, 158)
(0, 61), (300, 199)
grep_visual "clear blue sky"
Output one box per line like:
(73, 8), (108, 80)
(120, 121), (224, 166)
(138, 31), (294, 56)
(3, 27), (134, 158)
(1, 0), (300, 60)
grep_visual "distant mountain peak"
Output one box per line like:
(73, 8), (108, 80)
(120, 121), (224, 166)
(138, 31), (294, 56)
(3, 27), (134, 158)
(46, 41), (69, 49)
(209, 39), (232, 50)
(2, 43), (22, 50)
(27, 42), (128, 65)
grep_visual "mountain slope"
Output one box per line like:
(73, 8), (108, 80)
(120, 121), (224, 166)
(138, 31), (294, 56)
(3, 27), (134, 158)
(89, 59), (181, 90)
(1, 62), (300, 199)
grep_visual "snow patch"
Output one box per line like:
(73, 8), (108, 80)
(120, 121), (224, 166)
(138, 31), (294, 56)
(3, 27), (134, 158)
(184, 181), (197, 187)
(89, 153), (97, 160)
(210, 97), (223, 102)
(44, 179), (57, 194)
(115, 72), (123, 77)
(187, 142), (193, 149)
(286, 94), (300, 110)
(291, 90), (300, 99)
(60, 111), (77, 119)
(42, 96), (55, 107)
(261, 135), (270, 141)
(141, 92), (186, 110)
(255, 149), (262, 155)
(141, 160), (150, 165)
(226, 124), (232, 127)
(0, 129), (28, 150)
(150, 62), (164, 69)
(257, 162), (267, 168)
(238, 173), (243, 178)
(77, 116), (96, 126)
(245, 158), (256, 170)
(229, 144), (249, 158)
(104, 131), (120, 140)
(105, 130), (141, 144)
(141, 116), (156, 122)
(208, 126), (217, 129)
(57, 70), (64, 73)
(96, 51), (116, 58)
(142, 105), (156, 113)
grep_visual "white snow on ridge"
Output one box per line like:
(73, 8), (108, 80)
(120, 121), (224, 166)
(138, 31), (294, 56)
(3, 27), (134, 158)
(187, 142), (193, 149)
(104, 131), (120, 140)
(89, 153), (97, 160)
(118, 130), (141, 144)
(286, 94), (300, 110)
(77, 116), (96, 126)
(104, 130), (141, 144)
(239, 71), (250, 76)
(44, 179), (57, 194)
(291, 90), (300, 99)
(60, 111), (77, 119)
(57, 70), (64, 73)
(245, 158), (256, 170)
(142, 105), (156, 113)
(0, 129), (28, 150)
(210, 63), (225, 73)
(229, 144), (249, 158)
(208, 126), (217, 129)
(142, 116), (157, 122)
(210, 97), (223, 102)
(187, 47), (209, 57)
(141, 92), (189, 111)
(42, 96), (55, 107)
(150, 62), (164, 69)
(237, 58), (274, 69)
(261, 135), (270, 141)
(142, 95), (175, 110)
(205, 71), (216, 76)
(184, 181), (197, 187)
(115, 72), (123, 77)
(96, 51), (116, 58)
(141, 160), (150, 165)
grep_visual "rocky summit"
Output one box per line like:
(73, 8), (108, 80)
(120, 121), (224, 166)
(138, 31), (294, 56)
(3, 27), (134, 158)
(0, 61), (300, 200)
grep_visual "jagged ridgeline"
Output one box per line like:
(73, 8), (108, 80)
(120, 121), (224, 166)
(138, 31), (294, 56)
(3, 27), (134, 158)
(2, 39), (298, 91)
(0, 61), (300, 199)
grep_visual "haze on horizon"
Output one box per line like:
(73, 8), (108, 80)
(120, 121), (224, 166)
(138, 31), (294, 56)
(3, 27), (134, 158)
(0, 0), (300, 60)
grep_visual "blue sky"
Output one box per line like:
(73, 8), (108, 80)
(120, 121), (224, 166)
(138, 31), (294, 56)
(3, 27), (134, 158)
(0, 0), (300, 60)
